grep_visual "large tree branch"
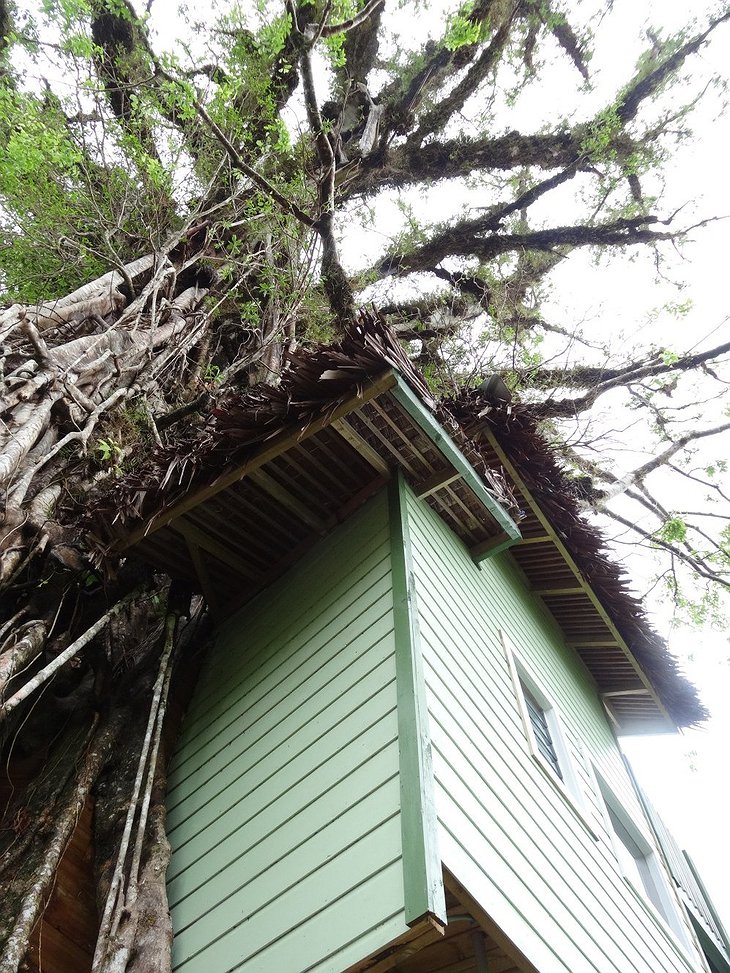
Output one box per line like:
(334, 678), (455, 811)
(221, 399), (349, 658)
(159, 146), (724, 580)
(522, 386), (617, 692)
(338, 0), (384, 83)
(618, 10), (730, 124)
(378, 215), (671, 277)
(297, 44), (353, 321)
(408, 5), (517, 146)
(320, 0), (384, 38)
(374, 0), (501, 147)
(345, 13), (730, 201)
(531, 338), (730, 417)
(348, 129), (582, 197)
(464, 165), (579, 239)
(90, 0), (163, 164)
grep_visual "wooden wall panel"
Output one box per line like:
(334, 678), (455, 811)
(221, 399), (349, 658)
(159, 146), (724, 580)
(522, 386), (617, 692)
(403, 485), (704, 973)
(166, 491), (408, 973)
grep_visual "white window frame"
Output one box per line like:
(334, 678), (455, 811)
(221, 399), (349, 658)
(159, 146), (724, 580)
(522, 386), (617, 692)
(592, 766), (692, 950)
(502, 633), (584, 807)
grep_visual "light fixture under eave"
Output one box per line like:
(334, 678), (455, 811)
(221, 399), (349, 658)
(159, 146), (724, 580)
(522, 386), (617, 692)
(477, 375), (512, 405)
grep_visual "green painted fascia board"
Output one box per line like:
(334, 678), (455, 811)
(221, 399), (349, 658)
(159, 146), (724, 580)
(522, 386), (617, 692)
(388, 472), (447, 927)
(389, 374), (521, 552)
(683, 851), (730, 960)
(692, 920), (730, 973)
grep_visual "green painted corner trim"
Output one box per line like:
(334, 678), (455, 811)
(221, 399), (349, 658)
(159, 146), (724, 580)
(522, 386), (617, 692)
(388, 472), (447, 927)
(389, 375), (521, 552)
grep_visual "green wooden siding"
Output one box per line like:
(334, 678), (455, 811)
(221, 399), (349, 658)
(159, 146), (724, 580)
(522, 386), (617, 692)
(403, 484), (704, 973)
(166, 491), (408, 973)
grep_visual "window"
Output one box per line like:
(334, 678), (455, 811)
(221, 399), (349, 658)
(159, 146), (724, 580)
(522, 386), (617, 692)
(502, 634), (581, 800)
(606, 803), (666, 913)
(520, 681), (563, 780)
(594, 773), (690, 947)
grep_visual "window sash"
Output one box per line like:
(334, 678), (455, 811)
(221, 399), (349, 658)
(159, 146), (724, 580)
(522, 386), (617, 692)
(521, 682), (563, 781)
(607, 805), (666, 916)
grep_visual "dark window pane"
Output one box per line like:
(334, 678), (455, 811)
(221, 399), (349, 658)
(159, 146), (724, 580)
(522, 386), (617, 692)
(521, 682), (563, 780)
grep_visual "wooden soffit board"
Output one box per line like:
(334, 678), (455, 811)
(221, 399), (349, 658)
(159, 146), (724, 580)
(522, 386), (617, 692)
(478, 428), (673, 734)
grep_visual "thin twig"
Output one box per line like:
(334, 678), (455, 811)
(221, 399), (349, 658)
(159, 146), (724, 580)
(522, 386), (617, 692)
(320, 0), (385, 37)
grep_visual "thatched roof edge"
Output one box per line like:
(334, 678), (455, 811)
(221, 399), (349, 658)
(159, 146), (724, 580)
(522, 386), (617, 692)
(85, 313), (706, 727)
(448, 392), (706, 728)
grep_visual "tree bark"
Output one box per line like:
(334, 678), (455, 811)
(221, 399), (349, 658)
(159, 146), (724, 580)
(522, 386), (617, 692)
(0, 712), (125, 973)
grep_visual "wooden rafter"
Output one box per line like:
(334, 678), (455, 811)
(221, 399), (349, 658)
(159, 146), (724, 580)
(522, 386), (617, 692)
(414, 468), (461, 499)
(369, 398), (433, 475)
(568, 639), (621, 649)
(248, 468), (332, 533)
(331, 417), (391, 476)
(355, 408), (422, 474)
(533, 586), (585, 596)
(470, 532), (515, 560)
(123, 371), (398, 547)
(602, 688), (652, 697)
(480, 428), (671, 727)
(182, 534), (220, 618)
(174, 518), (259, 580)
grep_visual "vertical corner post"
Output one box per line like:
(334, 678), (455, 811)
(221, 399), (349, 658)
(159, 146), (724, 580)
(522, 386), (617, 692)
(388, 471), (447, 927)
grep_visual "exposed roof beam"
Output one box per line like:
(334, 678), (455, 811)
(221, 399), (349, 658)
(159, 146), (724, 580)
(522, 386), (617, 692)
(123, 371), (397, 547)
(336, 475), (390, 523)
(356, 409), (421, 474)
(182, 535), (220, 620)
(568, 639), (621, 650)
(248, 469), (332, 534)
(415, 467), (461, 499)
(331, 417), (391, 476)
(533, 586), (585, 596)
(601, 687), (651, 698)
(470, 532), (515, 561)
(173, 519), (259, 580)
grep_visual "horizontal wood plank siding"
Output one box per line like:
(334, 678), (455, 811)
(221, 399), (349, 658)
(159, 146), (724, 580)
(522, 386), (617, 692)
(167, 491), (407, 972)
(403, 485), (703, 973)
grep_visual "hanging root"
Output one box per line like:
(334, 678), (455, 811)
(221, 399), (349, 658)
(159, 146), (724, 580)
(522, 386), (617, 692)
(92, 610), (178, 973)
(0, 621), (47, 699)
(0, 587), (146, 724)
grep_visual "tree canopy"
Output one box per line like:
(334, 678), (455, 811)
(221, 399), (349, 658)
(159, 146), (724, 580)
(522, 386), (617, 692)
(1, 0), (728, 617)
(0, 0), (729, 968)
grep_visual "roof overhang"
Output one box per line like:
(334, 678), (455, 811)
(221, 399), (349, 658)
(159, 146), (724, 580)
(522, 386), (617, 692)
(108, 319), (702, 734)
(124, 368), (521, 616)
(477, 429), (674, 734)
